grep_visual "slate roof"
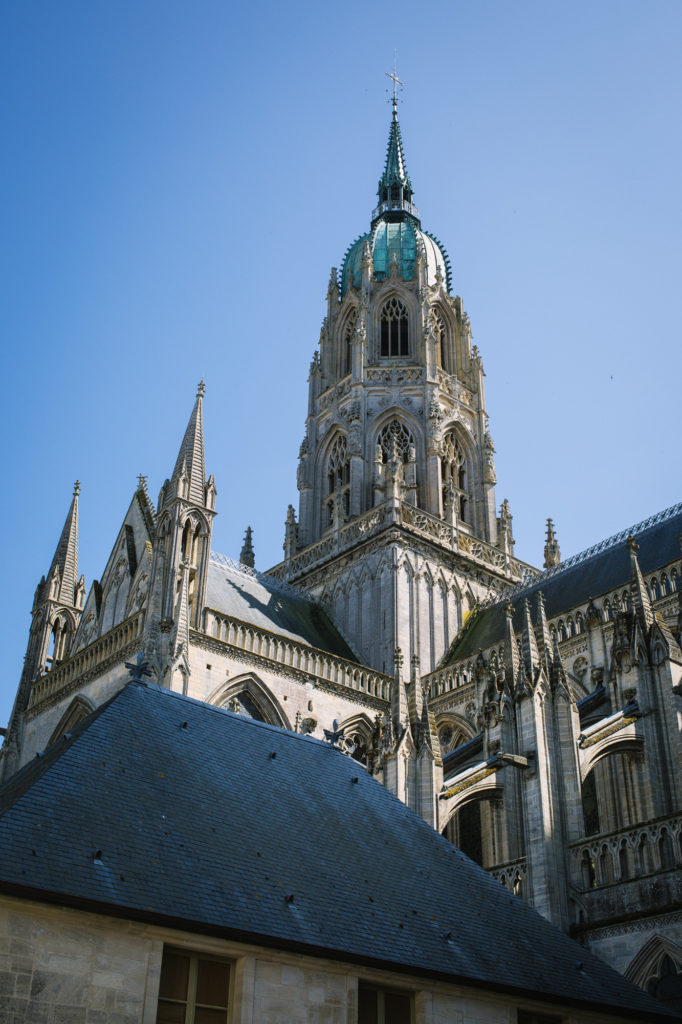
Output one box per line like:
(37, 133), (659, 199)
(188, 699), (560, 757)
(0, 682), (675, 1021)
(206, 553), (356, 660)
(445, 502), (682, 665)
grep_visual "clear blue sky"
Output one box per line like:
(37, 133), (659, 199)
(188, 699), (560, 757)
(2, 1), (681, 727)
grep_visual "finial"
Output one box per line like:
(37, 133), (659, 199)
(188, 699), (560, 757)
(385, 50), (403, 116)
(197, 379), (206, 398)
(73, 480), (81, 497)
(137, 473), (147, 489)
(626, 533), (638, 553)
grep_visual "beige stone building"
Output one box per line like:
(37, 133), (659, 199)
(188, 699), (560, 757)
(2, 96), (681, 1016)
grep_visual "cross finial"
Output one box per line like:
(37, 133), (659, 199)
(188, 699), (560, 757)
(73, 480), (81, 497)
(385, 50), (403, 115)
(197, 379), (206, 398)
(137, 473), (147, 489)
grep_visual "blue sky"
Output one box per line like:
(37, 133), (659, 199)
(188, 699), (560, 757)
(2, 1), (681, 727)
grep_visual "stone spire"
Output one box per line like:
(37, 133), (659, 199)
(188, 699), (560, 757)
(171, 381), (207, 507)
(240, 526), (255, 569)
(46, 481), (81, 606)
(627, 535), (654, 632)
(543, 518), (561, 568)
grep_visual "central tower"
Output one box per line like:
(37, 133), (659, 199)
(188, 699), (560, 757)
(273, 98), (531, 675)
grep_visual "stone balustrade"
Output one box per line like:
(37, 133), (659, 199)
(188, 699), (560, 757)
(202, 612), (392, 703)
(271, 499), (535, 584)
(488, 857), (527, 900)
(27, 611), (145, 714)
(569, 813), (682, 926)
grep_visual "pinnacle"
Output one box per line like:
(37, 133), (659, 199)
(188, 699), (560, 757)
(47, 484), (80, 608)
(171, 385), (207, 507)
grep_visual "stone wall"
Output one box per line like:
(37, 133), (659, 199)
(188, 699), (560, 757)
(0, 895), (658, 1024)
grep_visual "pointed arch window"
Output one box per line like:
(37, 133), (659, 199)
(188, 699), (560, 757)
(441, 431), (470, 523)
(326, 435), (350, 527)
(343, 310), (356, 377)
(380, 297), (408, 356)
(431, 308), (447, 370)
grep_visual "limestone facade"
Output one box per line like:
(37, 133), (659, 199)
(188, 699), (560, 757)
(2, 98), (681, 1014)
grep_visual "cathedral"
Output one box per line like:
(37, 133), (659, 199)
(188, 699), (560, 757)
(2, 92), (682, 1015)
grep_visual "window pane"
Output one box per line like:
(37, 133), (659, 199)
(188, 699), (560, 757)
(358, 985), (378, 1024)
(384, 991), (411, 1023)
(156, 1000), (186, 1024)
(196, 959), (229, 1008)
(194, 1009), (227, 1024)
(158, 952), (190, 1001)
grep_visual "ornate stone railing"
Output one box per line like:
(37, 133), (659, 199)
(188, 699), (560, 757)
(399, 502), (533, 581)
(569, 813), (682, 897)
(27, 611), (145, 713)
(201, 612), (392, 704)
(425, 662), (476, 699)
(271, 499), (535, 584)
(489, 857), (527, 899)
(270, 506), (387, 580)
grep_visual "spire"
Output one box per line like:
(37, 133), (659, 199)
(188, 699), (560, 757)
(47, 481), (80, 606)
(627, 535), (654, 631)
(544, 518), (561, 568)
(240, 526), (255, 568)
(171, 381), (207, 507)
(375, 58), (415, 219)
(521, 598), (540, 681)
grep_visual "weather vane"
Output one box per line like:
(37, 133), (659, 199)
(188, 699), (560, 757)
(385, 50), (403, 114)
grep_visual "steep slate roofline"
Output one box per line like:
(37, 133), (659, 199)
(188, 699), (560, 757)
(0, 682), (674, 1021)
(442, 502), (682, 665)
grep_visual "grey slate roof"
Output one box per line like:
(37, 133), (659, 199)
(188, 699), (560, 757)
(445, 503), (682, 664)
(0, 682), (675, 1021)
(206, 554), (356, 660)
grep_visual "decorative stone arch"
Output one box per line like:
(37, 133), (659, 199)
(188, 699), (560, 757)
(372, 408), (423, 462)
(46, 607), (78, 667)
(434, 712), (475, 756)
(439, 422), (477, 527)
(208, 674), (291, 730)
(48, 695), (95, 746)
(100, 554), (131, 634)
(625, 934), (682, 1012)
(429, 300), (457, 375)
(336, 303), (358, 378)
(314, 427), (351, 535)
(440, 779), (505, 869)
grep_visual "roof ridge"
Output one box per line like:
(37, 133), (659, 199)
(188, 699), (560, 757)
(489, 500), (682, 609)
(209, 550), (316, 604)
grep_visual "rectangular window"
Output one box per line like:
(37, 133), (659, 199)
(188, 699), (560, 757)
(358, 982), (412, 1024)
(156, 947), (230, 1024)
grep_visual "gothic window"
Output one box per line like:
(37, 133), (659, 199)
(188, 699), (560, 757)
(647, 955), (682, 1013)
(603, 598), (613, 622)
(326, 434), (350, 527)
(343, 310), (356, 376)
(662, 572), (671, 595)
(431, 307), (447, 371)
(440, 431), (470, 523)
(671, 567), (679, 591)
(651, 576), (661, 600)
(380, 297), (408, 357)
(575, 611), (584, 634)
(47, 614), (72, 669)
(377, 420), (414, 464)
(155, 947), (230, 1023)
(582, 770), (600, 836)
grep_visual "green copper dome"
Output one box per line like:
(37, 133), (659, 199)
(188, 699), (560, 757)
(339, 105), (452, 295)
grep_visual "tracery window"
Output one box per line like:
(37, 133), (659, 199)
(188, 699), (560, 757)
(380, 296), (408, 357)
(377, 420), (414, 464)
(326, 434), (350, 527)
(441, 431), (470, 523)
(343, 310), (356, 376)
